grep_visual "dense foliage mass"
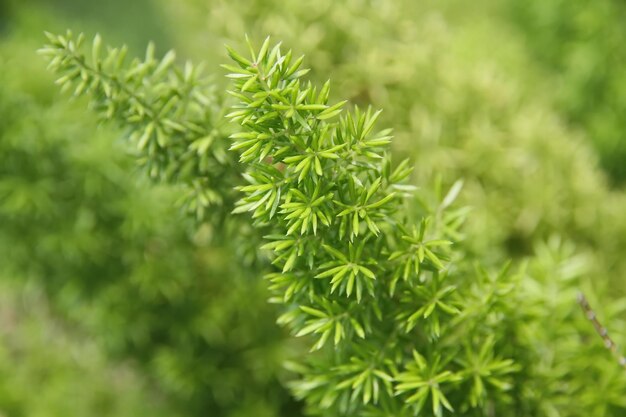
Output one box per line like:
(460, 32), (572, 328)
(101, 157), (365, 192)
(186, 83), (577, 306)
(39, 30), (626, 416)
(0, 279), (173, 417)
(0, 0), (625, 416)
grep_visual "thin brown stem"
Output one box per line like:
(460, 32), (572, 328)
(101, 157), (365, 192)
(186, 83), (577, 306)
(577, 292), (626, 369)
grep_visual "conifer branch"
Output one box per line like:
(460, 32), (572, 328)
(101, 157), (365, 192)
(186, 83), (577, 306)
(224, 37), (519, 416)
(39, 31), (237, 223)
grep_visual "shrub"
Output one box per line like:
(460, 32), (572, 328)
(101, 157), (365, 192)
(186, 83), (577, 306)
(40, 31), (626, 416)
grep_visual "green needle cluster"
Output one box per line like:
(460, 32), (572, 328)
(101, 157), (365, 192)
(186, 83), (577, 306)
(39, 32), (626, 417)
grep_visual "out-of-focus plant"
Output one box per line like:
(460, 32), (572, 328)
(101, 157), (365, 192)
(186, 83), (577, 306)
(507, 0), (626, 184)
(0, 280), (174, 417)
(0, 34), (299, 417)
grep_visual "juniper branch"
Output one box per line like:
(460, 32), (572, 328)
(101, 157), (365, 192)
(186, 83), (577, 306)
(39, 31), (236, 223)
(224, 37), (519, 417)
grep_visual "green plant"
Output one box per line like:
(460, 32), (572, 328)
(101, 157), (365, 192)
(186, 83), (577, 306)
(0, 33), (296, 417)
(0, 279), (174, 417)
(222, 37), (626, 417)
(41, 30), (234, 222)
(158, 0), (626, 291)
(223, 37), (473, 415)
(40, 31), (626, 417)
(507, 0), (626, 184)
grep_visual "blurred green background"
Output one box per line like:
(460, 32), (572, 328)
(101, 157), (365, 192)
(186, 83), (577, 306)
(0, 0), (625, 416)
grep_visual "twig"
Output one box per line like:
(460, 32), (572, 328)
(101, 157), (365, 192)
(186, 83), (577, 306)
(577, 292), (626, 369)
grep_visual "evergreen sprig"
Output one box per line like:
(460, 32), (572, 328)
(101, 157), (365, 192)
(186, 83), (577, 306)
(39, 31), (235, 223)
(224, 37), (520, 416)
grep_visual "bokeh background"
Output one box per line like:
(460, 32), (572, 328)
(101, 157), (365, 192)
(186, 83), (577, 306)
(0, 0), (625, 416)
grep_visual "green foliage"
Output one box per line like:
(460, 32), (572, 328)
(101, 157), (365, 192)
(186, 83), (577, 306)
(223, 38), (626, 416)
(192, 0), (626, 299)
(508, 0), (626, 183)
(1, 34), (297, 417)
(0, 280), (173, 417)
(39, 30), (235, 223)
(38, 21), (626, 416)
(147, 0), (614, 265)
(20, 1), (626, 416)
